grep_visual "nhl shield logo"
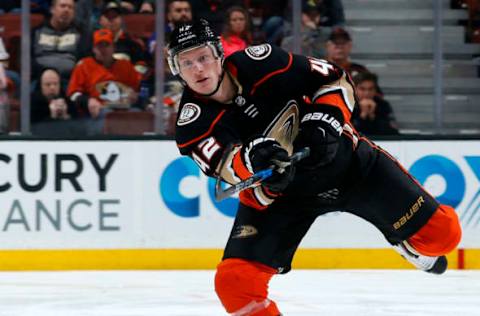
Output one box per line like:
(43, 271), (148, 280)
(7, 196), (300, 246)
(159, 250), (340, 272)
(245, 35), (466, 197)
(234, 95), (246, 106)
(245, 44), (272, 60)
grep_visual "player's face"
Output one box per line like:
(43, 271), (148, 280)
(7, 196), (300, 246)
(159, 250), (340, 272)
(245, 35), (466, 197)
(178, 46), (222, 95)
(355, 80), (376, 100)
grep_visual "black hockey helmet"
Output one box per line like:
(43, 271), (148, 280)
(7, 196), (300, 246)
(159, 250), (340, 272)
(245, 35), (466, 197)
(167, 19), (224, 76)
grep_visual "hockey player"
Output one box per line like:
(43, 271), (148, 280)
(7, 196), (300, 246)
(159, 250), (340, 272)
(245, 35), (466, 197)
(168, 19), (462, 316)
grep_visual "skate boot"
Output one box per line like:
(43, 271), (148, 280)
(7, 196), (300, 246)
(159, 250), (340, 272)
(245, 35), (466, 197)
(393, 241), (447, 274)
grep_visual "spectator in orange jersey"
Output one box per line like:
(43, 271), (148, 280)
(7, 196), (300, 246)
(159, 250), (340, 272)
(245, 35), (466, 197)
(67, 28), (141, 134)
(220, 6), (252, 57)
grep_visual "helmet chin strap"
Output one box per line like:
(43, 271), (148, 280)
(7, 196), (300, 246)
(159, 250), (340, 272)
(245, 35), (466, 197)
(198, 69), (225, 97)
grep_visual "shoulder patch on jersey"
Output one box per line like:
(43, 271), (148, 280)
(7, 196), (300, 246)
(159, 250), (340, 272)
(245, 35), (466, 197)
(177, 103), (201, 126)
(245, 44), (272, 60)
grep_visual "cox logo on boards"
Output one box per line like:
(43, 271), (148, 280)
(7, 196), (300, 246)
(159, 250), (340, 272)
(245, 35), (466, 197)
(160, 155), (480, 225)
(159, 157), (237, 217)
(410, 155), (480, 227)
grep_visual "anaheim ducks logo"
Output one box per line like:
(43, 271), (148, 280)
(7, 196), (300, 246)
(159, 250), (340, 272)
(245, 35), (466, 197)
(245, 44), (272, 60)
(263, 100), (299, 154)
(232, 225), (258, 239)
(177, 103), (201, 126)
(96, 81), (133, 108)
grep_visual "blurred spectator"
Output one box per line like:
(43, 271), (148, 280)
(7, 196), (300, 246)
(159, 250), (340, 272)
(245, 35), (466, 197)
(303, 0), (345, 28)
(280, 1), (327, 57)
(31, 0), (52, 15)
(145, 0), (193, 108)
(31, 68), (77, 123)
(138, 0), (155, 13)
(117, 0), (155, 13)
(325, 28), (368, 78)
(99, 0), (148, 76)
(249, 0), (288, 45)
(67, 29), (140, 134)
(221, 6), (252, 57)
(0, 59), (9, 133)
(165, 0), (193, 41)
(32, 0), (91, 81)
(118, 0), (137, 13)
(190, 0), (246, 34)
(352, 72), (398, 136)
(0, 37), (19, 99)
(254, 0), (344, 48)
(0, 1), (21, 14)
(75, 0), (106, 35)
(147, 0), (193, 56)
(167, 0), (193, 29)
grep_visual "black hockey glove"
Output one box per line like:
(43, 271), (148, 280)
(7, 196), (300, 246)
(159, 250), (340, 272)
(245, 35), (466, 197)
(294, 115), (341, 169)
(246, 137), (295, 193)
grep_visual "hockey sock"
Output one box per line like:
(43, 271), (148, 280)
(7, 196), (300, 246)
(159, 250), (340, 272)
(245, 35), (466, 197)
(215, 258), (280, 316)
(408, 204), (462, 256)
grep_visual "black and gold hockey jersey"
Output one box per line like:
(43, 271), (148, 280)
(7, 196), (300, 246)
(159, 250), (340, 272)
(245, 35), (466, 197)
(175, 44), (359, 210)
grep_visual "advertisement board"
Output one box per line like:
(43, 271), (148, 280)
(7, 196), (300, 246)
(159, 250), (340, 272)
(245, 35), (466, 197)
(0, 140), (479, 251)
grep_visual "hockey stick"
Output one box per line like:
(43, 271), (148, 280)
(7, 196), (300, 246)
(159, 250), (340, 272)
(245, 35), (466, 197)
(214, 147), (310, 201)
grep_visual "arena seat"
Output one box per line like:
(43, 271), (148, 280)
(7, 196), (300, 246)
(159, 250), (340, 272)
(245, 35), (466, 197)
(0, 14), (44, 72)
(122, 14), (155, 40)
(0, 13), (44, 44)
(103, 110), (154, 135)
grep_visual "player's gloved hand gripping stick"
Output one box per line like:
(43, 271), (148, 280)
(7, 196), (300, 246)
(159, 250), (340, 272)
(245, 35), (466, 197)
(215, 147), (310, 201)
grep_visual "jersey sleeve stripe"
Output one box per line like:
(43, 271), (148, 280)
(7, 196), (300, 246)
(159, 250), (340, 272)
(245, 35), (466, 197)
(240, 189), (269, 211)
(177, 110), (226, 148)
(232, 150), (254, 180)
(250, 53), (293, 95)
(313, 91), (352, 122)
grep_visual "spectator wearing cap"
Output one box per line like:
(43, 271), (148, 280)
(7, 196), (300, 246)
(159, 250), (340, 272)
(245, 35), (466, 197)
(325, 28), (368, 78)
(32, 0), (91, 81)
(352, 72), (398, 136)
(67, 29), (141, 134)
(99, 0), (148, 76)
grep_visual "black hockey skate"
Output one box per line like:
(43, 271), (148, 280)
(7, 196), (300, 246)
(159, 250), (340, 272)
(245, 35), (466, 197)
(393, 241), (448, 274)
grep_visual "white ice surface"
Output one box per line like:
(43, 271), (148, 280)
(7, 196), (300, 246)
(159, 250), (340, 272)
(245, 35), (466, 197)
(0, 270), (479, 316)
